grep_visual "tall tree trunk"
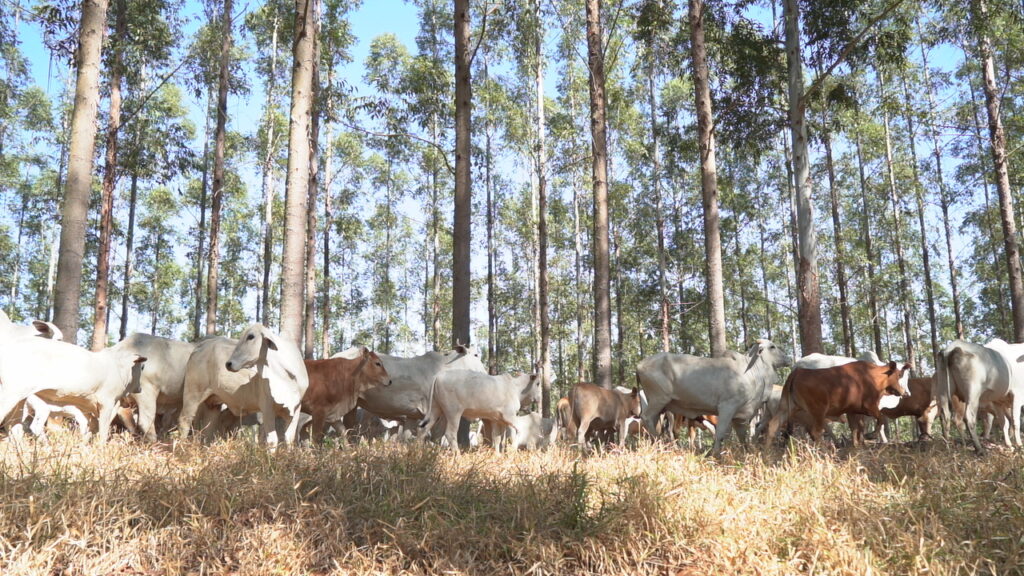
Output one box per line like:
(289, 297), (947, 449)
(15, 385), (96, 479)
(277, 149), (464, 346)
(568, 60), (585, 380)
(879, 69), (916, 371)
(206, 0), (233, 336)
(91, 0), (126, 350)
(280, 0), (316, 344)
(821, 120), (852, 356)
(783, 0), (823, 355)
(260, 8), (280, 327)
(53, 0), (109, 343)
(303, 1), (321, 358)
(193, 93), (212, 340)
(118, 167), (139, 340)
(690, 0), (726, 357)
(321, 66), (334, 357)
(919, 17), (964, 339)
(534, 2), (552, 416)
(757, 205), (773, 342)
(854, 122), (883, 356)
(649, 37), (669, 352)
(452, 0), (472, 349)
(968, 78), (1010, 335)
(900, 69), (938, 366)
(973, 0), (1024, 341)
(586, 0), (612, 388)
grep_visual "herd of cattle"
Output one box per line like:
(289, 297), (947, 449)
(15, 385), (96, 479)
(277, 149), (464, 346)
(2, 309), (1024, 456)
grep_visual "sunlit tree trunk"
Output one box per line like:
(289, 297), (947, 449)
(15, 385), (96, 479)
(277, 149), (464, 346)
(855, 117), (883, 356)
(260, 8), (280, 327)
(193, 93), (212, 340)
(534, 1), (552, 416)
(879, 69), (916, 370)
(303, 0), (321, 358)
(783, 0), (823, 355)
(280, 0), (316, 344)
(53, 0), (109, 343)
(973, 0), (1024, 341)
(452, 0), (472, 350)
(586, 0), (612, 388)
(690, 0), (726, 357)
(91, 0), (126, 350)
(205, 0), (233, 336)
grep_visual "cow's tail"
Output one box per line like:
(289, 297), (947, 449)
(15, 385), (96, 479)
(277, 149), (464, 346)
(419, 376), (438, 430)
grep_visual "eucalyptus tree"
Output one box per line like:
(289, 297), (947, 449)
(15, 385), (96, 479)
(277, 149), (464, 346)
(52, 0), (109, 343)
(452, 0), (472, 350)
(585, 0), (612, 388)
(134, 186), (186, 335)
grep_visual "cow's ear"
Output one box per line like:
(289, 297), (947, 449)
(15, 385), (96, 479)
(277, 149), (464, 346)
(133, 355), (148, 365)
(884, 360), (897, 374)
(1018, 354), (1024, 363)
(631, 387), (639, 397)
(900, 363), (911, 375)
(261, 328), (279, 351)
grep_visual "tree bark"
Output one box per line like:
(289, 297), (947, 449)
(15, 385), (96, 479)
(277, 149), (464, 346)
(118, 166), (139, 341)
(821, 120), (852, 356)
(534, 1), (552, 416)
(783, 0), (823, 355)
(260, 8), (280, 327)
(205, 0), (233, 336)
(879, 69), (916, 371)
(53, 0), (109, 343)
(900, 69), (938, 365)
(91, 0), (126, 350)
(452, 0), (472, 349)
(690, 0), (726, 358)
(193, 93), (211, 340)
(586, 0), (612, 388)
(973, 0), (1024, 341)
(303, 0), (321, 358)
(280, 0), (316, 344)
(854, 109), (883, 356)
(649, 33), (669, 352)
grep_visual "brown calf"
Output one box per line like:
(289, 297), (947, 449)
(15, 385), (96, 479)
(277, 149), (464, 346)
(765, 360), (910, 447)
(569, 383), (642, 447)
(302, 348), (391, 444)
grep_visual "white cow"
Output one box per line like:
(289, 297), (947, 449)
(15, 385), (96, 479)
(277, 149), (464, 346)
(637, 339), (792, 457)
(338, 345), (486, 438)
(179, 325), (308, 446)
(935, 338), (1024, 452)
(418, 369), (542, 454)
(0, 313), (63, 344)
(110, 333), (196, 441)
(0, 338), (146, 442)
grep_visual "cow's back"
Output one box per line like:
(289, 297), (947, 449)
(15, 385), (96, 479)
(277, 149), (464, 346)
(0, 338), (105, 396)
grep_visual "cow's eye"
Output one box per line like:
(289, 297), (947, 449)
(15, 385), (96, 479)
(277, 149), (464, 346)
(247, 334), (255, 341)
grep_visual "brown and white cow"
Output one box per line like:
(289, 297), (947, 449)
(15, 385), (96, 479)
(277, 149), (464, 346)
(301, 347), (391, 444)
(569, 383), (642, 447)
(764, 360), (910, 447)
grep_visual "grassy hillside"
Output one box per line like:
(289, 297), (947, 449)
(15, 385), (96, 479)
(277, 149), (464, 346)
(1, 433), (1021, 575)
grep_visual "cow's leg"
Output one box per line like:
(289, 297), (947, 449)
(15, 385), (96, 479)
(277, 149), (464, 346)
(0, 393), (31, 439)
(1011, 397), (1024, 449)
(96, 401), (120, 443)
(641, 395), (670, 439)
(848, 415), (865, 447)
(576, 415), (596, 448)
(711, 406), (738, 458)
(281, 405), (302, 446)
(310, 409), (326, 445)
(963, 395), (986, 453)
(177, 390), (212, 440)
(26, 396), (52, 438)
(617, 418), (629, 447)
(443, 410), (463, 454)
(134, 388), (159, 442)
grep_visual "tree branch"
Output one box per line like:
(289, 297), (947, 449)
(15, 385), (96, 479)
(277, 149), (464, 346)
(337, 119), (456, 176)
(802, 0), (908, 104)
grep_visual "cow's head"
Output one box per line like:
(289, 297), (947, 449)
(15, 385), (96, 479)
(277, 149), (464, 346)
(879, 361), (912, 397)
(226, 324), (280, 373)
(626, 386), (642, 418)
(356, 347), (391, 390)
(117, 352), (147, 394)
(751, 339), (792, 370)
(519, 372), (543, 410)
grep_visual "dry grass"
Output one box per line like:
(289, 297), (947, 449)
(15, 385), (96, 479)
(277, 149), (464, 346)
(1, 431), (1022, 575)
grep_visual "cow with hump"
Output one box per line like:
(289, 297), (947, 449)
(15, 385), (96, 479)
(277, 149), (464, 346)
(636, 339), (791, 458)
(568, 382), (642, 448)
(0, 338), (146, 442)
(339, 345), (486, 435)
(418, 369), (542, 454)
(178, 324), (308, 446)
(934, 338), (1024, 453)
(301, 346), (391, 444)
(111, 333), (196, 441)
(764, 360), (910, 448)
